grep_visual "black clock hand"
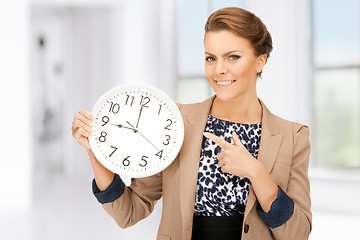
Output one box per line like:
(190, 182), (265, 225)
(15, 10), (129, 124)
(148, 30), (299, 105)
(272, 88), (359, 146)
(126, 121), (137, 132)
(135, 105), (144, 130)
(126, 121), (159, 151)
(110, 123), (134, 131)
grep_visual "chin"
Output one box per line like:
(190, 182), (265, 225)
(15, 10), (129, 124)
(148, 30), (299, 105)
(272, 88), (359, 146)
(213, 91), (243, 103)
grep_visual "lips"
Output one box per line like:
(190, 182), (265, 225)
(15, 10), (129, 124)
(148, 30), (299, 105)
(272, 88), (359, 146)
(215, 80), (236, 86)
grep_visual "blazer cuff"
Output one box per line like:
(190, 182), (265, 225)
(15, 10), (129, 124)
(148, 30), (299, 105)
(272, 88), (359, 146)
(257, 186), (294, 228)
(92, 174), (125, 204)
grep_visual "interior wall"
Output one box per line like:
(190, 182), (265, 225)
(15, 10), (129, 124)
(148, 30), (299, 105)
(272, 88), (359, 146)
(30, 7), (115, 179)
(0, 0), (31, 213)
(67, 8), (115, 178)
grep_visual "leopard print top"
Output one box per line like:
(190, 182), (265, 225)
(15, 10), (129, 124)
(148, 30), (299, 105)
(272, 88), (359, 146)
(194, 115), (262, 216)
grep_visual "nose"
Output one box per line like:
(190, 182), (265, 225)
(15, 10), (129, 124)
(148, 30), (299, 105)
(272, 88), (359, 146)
(215, 60), (227, 75)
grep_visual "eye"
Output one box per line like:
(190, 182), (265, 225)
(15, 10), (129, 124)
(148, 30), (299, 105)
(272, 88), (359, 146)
(229, 55), (240, 60)
(205, 56), (215, 62)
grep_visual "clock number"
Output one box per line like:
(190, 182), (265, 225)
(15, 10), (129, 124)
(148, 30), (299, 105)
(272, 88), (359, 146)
(158, 104), (162, 115)
(163, 135), (171, 145)
(99, 131), (107, 142)
(139, 155), (148, 167)
(109, 146), (118, 157)
(102, 116), (109, 126)
(123, 156), (130, 166)
(165, 119), (172, 130)
(109, 102), (120, 114)
(125, 95), (134, 106)
(140, 95), (150, 108)
(156, 150), (163, 159)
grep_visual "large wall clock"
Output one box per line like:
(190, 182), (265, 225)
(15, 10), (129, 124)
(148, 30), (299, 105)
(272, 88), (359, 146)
(89, 84), (184, 178)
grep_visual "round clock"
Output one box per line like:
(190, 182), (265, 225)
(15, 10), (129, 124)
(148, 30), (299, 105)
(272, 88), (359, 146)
(88, 84), (184, 178)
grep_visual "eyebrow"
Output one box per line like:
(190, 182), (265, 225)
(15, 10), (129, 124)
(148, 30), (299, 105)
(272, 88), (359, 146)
(204, 50), (242, 56)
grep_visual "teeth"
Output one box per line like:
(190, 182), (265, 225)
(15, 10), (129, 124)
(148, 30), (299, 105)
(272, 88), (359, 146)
(217, 80), (234, 86)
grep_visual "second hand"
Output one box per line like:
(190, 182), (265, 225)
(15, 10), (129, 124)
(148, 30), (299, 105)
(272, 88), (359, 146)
(126, 121), (159, 151)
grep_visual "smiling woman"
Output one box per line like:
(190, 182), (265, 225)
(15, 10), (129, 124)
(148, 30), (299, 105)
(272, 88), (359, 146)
(189, 8), (311, 240)
(71, 6), (312, 240)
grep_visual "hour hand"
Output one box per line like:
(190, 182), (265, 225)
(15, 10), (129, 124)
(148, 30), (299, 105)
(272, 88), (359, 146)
(111, 123), (135, 131)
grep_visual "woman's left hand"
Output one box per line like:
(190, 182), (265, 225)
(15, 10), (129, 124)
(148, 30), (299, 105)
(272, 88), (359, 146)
(203, 131), (259, 178)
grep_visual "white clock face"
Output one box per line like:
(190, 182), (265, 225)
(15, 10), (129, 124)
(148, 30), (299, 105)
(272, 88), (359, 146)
(89, 84), (184, 178)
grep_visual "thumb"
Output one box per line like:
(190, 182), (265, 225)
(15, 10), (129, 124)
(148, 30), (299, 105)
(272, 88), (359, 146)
(232, 131), (242, 147)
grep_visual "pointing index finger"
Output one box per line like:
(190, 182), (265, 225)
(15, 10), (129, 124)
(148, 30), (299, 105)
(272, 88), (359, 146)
(203, 132), (231, 149)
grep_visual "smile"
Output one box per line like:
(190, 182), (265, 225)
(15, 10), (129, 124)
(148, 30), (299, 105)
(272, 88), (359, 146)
(215, 80), (236, 86)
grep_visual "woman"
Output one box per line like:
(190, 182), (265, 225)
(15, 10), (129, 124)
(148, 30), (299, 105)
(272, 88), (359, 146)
(72, 7), (312, 240)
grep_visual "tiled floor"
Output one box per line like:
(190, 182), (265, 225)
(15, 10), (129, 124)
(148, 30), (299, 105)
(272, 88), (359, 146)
(1, 171), (360, 240)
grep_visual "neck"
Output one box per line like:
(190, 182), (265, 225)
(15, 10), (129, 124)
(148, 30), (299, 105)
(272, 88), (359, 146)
(210, 94), (262, 124)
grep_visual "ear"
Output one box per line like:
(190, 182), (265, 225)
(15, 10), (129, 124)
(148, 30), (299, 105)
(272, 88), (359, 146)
(256, 54), (267, 74)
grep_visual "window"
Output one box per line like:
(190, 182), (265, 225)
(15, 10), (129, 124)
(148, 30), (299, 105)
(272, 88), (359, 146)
(312, 0), (360, 169)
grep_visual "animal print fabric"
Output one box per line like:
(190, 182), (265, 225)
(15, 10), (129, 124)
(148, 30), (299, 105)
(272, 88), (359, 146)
(194, 115), (262, 216)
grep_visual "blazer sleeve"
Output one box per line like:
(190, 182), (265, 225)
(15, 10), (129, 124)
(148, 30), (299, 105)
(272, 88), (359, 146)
(101, 172), (163, 229)
(270, 123), (312, 239)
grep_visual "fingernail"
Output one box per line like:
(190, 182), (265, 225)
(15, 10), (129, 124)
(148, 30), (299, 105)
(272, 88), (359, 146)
(203, 132), (210, 137)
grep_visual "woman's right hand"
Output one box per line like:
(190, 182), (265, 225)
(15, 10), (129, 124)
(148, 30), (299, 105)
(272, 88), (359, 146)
(72, 109), (94, 151)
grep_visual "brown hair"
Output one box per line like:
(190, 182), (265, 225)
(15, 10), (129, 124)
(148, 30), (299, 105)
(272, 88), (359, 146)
(204, 7), (273, 77)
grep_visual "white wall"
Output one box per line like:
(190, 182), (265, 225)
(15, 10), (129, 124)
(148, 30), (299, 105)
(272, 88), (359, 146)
(30, 0), (122, 8)
(0, 0), (31, 213)
(116, 0), (177, 97)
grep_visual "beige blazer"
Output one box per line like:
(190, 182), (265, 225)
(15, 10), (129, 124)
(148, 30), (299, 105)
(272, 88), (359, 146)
(102, 96), (312, 240)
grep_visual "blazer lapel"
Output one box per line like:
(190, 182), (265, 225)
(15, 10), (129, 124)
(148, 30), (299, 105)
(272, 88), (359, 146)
(244, 99), (283, 218)
(179, 96), (215, 229)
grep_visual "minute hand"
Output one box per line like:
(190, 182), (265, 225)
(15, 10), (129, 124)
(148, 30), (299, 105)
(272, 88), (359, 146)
(135, 105), (144, 129)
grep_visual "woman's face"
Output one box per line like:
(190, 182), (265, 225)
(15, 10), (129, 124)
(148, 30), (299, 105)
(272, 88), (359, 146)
(204, 30), (266, 102)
